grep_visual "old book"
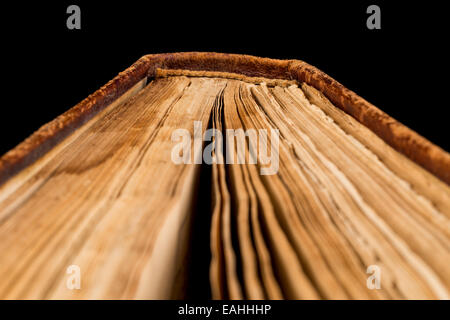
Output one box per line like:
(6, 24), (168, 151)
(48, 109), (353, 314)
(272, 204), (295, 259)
(0, 53), (448, 299)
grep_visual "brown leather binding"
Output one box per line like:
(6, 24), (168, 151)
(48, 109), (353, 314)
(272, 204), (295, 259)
(0, 52), (448, 185)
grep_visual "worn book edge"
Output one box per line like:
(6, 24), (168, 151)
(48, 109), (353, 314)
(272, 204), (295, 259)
(0, 52), (448, 186)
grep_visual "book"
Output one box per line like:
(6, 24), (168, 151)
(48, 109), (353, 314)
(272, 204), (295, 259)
(0, 53), (448, 299)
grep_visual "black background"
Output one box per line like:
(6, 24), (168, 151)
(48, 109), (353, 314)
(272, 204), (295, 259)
(0, 1), (449, 311)
(1, 1), (448, 155)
